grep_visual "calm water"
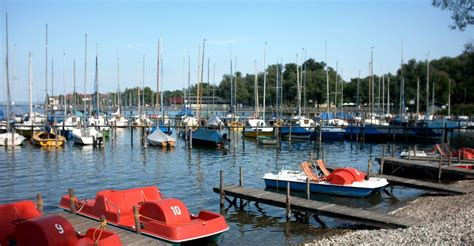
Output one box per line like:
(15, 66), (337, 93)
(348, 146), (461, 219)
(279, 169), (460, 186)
(0, 128), (424, 245)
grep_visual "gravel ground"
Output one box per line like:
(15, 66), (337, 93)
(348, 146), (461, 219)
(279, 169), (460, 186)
(308, 180), (474, 245)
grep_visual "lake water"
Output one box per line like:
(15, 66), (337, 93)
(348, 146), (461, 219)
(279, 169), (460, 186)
(0, 128), (424, 245)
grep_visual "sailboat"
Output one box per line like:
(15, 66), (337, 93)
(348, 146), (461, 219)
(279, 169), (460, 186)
(191, 40), (226, 147)
(109, 56), (128, 127)
(147, 39), (175, 148)
(62, 60), (82, 132)
(280, 55), (316, 140)
(241, 56), (273, 138)
(72, 35), (103, 146)
(87, 46), (110, 137)
(15, 52), (42, 139)
(0, 13), (25, 146)
(133, 56), (152, 127)
(32, 24), (66, 147)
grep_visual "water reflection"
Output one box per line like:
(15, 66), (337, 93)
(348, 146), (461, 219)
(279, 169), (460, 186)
(0, 129), (425, 245)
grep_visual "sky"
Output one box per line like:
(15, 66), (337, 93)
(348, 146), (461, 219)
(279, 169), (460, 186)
(1, 0), (473, 103)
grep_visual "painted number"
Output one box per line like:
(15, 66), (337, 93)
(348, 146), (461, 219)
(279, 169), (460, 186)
(170, 206), (181, 216)
(55, 224), (64, 234)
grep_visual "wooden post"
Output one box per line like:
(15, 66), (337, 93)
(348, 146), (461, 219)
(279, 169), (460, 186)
(220, 170), (224, 208)
(306, 178), (310, 200)
(143, 125), (148, 149)
(130, 126), (134, 147)
(133, 205), (141, 234)
(380, 145), (386, 174)
(286, 182), (291, 221)
(322, 148), (325, 163)
(407, 146), (412, 160)
(289, 123), (292, 143)
(68, 188), (76, 214)
(438, 153), (443, 180)
(189, 128), (193, 149)
(458, 149), (461, 164)
(448, 154), (451, 166)
(414, 145), (417, 157)
(391, 144), (395, 158)
(366, 159), (372, 179)
(276, 127), (280, 149)
(239, 166), (243, 186)
(36, 193), (43, 214)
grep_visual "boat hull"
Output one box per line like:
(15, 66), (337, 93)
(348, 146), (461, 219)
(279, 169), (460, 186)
(31, 131), (66, 147)
(241, 128), (274, 138)
(263, 178), (384, 197)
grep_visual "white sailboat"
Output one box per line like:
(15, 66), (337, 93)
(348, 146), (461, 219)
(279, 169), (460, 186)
(73, 35), (103, 145)
(147, 39), (175, 148)
(109, 56), (128, 127)
(0, 13), (25, 146)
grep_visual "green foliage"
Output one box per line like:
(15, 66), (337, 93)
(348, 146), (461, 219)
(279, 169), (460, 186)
(432, 0), (474, 31)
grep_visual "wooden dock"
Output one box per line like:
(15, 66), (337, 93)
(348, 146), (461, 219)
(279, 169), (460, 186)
(377, 157), (474, 179)
(374, 174), (469, 195)
(213, 185), (421, 229)
(57, 211), (169, 245)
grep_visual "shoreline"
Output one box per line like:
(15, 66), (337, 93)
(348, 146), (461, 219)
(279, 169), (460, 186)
(308, 180), (474, 245)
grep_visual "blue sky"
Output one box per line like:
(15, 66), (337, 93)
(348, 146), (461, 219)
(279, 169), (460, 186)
(1, 0), (473, 103)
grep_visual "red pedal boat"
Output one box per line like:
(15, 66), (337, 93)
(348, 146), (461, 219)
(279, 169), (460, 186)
(1, 200), (121, 246)
(59, 186), (229, 244)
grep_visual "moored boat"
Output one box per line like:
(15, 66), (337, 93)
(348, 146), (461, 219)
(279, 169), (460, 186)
(263, 160), (388, 197)
(72, 127), (104, 145)
(0, 200), (122, 246)
(31, 127), (66, 147)
(241, 119), (274, 138)
(59, 186), (229, 244)
(147, 127), (175, 148)
(0, 132), (26, 146)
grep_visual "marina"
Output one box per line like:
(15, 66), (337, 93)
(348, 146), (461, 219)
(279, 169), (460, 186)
(2, 1), (474, 244)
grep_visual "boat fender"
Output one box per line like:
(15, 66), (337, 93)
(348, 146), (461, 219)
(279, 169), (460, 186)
(139, 198), (191, 224)
(13, 215), (78, 245)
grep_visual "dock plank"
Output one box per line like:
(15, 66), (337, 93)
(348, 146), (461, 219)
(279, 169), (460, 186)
(375, 174), (468, 194)
(378, 157), (474, 178)
(213, 186), (420, 229)
(57, 211), (169, 245)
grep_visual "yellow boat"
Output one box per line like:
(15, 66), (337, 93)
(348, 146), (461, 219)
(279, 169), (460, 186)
(229, 121), (243, 131)
(31, 130), (66, 147)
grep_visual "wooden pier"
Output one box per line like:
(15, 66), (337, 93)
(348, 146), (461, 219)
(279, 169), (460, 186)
(58, 211), (169, 245)
(376, 157), (474, 179)
(374, 174), (469, 195)
(213, 185), (421, 229)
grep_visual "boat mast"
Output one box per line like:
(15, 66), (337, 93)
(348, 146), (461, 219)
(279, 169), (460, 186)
(199, 39), (205, 120)
(296, 54), (301, 116)
(254, 60), (259, 116)
(5, 13), (12, 134)
(142, 55), (145, 116)
(229, 46), (233, 112)
(263, 42), (267, 121)
(448, 79), (451, 117)
(95, 48), (99, 116)
(28, 52), (33, 124)
(382, 68), (385, 116)
(341, 69), (344, 113)
(400, 42), (405, 116)
(63, 52), (66, 117)
(73, 60), (76, 114)
(356, 70), (360, 115)
(387, 76), (390, 115)
(416, 77), (420, 121)
(275, 60), (279, 119)
(303, 48), (307, 115)
(83, 34), (87, 125)
(160, 56), (164, 116)
(117, 55), (120, 113)
(137, 61), (140, 116)
(45, 24), (49, 123)
(156, 39), (161, 113)
(212, 62), (216, 113)
(234, 56), (237, 112)
(334, 61), (338, 110)
(426, 52), (430, 119)
(325, 41), (329, 117)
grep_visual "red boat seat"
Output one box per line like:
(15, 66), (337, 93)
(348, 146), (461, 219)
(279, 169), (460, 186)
(13, 215), (78, 246)
(327, 168), (366, 185)
(91, 186), (163, 226)
(139, 198), (191, 225)
(0, 200), (41, 245)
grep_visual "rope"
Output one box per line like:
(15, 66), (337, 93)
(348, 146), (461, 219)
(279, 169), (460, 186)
(74, 198), (87, 213)
(92, 218), (107, 245)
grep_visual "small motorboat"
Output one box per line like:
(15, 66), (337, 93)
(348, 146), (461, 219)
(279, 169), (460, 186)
(257, 135), (277, 145)
(0, 132), (26, 146)
(1, 200), (122, 246)
(72, 127), (104, 146)
(31, 128), (66, 147)
(262, 160), (388, 197)
(147, 127), (176, 148)
(59, 186), (229, 244)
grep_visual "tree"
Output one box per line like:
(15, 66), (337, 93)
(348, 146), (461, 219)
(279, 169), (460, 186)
(432, 0), (474, 31)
